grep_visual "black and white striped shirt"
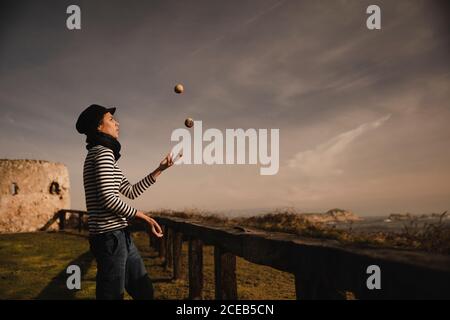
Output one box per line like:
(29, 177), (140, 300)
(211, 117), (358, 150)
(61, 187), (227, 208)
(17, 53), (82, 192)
(83, 145), (156, 234)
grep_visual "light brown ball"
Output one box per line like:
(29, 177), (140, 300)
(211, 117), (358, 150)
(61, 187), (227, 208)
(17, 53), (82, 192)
(185, 117), (194, 128)
(174, 84), (184, 94)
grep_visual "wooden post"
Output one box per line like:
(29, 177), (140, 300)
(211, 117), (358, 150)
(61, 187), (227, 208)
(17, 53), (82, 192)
(295, 273), (314, 300)
(173, 231), (184, 280)
(159, 225), (166, 259)
(164, 228), (173, 270)
(148, 215), (158, 250)
(149, 231), (155, 249)
(58, 210), (66, 230)
(151, 224), (162, 250)
(78, 213), (83, 232)
(189, 238), (203, 299)
(214, 246), (237, 300)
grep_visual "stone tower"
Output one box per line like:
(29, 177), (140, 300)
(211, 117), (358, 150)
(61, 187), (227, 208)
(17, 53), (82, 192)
(0, 159), (70, 233)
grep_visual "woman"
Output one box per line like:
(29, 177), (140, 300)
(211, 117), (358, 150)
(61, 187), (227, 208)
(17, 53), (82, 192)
(76, 104), (173, 300)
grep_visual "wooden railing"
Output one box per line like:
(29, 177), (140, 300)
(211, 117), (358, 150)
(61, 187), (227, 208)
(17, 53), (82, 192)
(56, 209), (87, 232)
(54, 209), (450, 299)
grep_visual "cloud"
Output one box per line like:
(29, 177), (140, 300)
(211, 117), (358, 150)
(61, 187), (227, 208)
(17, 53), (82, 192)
(190, 0), (287, 57)
(243, 0), (287, 26)
(287, 114), (391, 176)
(1, 0), (449, 215)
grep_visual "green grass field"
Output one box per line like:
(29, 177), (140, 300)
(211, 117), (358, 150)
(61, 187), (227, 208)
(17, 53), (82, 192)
(0, 231), (295, 300)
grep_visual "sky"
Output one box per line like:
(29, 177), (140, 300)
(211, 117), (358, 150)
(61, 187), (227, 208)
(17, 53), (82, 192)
(1, 0), (449, 217)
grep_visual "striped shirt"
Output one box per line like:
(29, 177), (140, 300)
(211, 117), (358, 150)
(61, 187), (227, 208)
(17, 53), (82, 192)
(83, 145), (156, 234)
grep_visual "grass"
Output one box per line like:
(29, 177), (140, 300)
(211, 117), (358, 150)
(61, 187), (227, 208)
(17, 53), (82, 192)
(0, 232), (94, 299)
(0, 231), (295, 300)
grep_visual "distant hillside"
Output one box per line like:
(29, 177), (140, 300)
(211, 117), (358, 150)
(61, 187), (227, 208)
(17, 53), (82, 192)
(299, 208), (361, 223)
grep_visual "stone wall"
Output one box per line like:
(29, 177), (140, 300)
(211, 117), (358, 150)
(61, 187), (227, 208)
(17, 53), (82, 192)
(0, 159), (70, 233)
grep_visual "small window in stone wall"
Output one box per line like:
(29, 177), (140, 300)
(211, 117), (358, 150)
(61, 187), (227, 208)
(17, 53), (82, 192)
(49, 181), (61, 195)
(10, 182), (19, 195)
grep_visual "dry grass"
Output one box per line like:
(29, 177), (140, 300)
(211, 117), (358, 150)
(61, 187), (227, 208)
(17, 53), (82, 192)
(384, 211), (450, 253)
(153, 209), (450, 254)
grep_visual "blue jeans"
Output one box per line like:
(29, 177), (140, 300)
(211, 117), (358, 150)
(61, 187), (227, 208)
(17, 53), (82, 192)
(89, 228), (154, 300)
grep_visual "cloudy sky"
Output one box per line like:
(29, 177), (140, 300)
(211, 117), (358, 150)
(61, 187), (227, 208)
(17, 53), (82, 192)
(1, 0), (449, 216)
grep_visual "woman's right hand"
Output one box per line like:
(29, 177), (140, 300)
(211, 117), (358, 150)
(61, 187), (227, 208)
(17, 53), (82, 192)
(158, 152), (174, 171)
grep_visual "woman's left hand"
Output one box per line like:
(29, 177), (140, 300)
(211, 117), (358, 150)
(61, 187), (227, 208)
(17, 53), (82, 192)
(136, 211), (164, 237)
(148, 216), (164, 238)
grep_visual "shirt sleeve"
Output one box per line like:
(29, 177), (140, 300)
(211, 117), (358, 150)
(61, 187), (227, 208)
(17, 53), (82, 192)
(119, 169), (156, 200)
(94, 147), (137, 220)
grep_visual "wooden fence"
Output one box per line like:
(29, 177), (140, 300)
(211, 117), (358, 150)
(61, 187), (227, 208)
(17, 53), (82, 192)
(55, 209), (450, 299)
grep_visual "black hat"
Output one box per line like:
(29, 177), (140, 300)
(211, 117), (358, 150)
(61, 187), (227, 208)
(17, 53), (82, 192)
(76, 104), (116, 134)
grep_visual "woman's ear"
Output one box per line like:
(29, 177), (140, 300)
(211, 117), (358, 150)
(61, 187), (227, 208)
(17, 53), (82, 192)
(97, 114), (105, 131)
(97, 120), (104, 131)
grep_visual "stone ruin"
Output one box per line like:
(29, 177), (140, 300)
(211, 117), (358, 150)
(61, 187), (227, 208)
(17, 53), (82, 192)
(0, 159), (70, 233)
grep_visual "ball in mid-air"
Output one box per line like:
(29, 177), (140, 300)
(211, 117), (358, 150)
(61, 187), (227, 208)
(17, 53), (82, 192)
(185, 117), (194, 128)
(174, 84), (184, 94)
